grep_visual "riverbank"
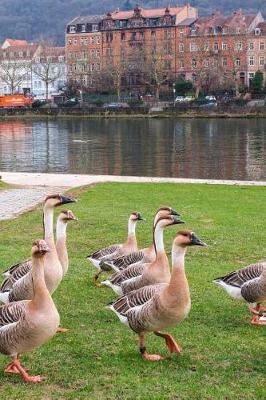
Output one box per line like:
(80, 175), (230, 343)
(1, 107), (266, 119)
(0, 181), (265, 399)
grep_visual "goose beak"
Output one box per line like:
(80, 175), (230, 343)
(191, 233), (207, 246)
(173, 216), (185, 224)
(170, 208), (180, 216)
(60, 195), (76, 205)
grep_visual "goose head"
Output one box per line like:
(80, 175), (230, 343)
(154, 207), (180, 225)
(59, 210), (78, 222)
(130, 212), (145, 222)
(173, 230), (207, 248)
(32, 239), (50, 257)
(44, 194), (76, 208)
(155, 215), (185, 229)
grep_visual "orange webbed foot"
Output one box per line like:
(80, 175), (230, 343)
(142, 352), (164, 361)
(56, 327), (69, 333)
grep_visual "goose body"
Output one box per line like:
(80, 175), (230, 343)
(87, 212), (144, 286)
(109, 230), (206, 360)
(213, 262), (266, 324)
(0, 240), (59, 382)
(102, 215), (184, 295)
(0, 195), (75, 304)
(104, 207), (179, 273)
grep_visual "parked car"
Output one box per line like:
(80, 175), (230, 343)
(205, 95), (216, 101)
(199, 102), (218, 109)
(175, 96), (195, 103)
(175, 96), (186, 103)
(103, 102), (129, 110)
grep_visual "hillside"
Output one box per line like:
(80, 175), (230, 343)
(0, 0), (264, 45)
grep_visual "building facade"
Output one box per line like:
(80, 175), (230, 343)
(0, 39), (66, 99)
(65, 6), (266, 94)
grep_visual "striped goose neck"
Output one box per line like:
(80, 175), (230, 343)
(43, 206), (54, 242)
(153, 221), (165, 254)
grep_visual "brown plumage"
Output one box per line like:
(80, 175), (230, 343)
(0, 240), (60, 382)
(109, 230), (206, 361)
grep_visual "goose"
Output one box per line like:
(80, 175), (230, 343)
(104, 207), (180, 273)
(56, 210), (78, 277)
(1, 209), (77, 289)
(213, 262), (266, 325)
(0, 239), (59, 382)
(0, 194), (75, 303)
(102, 215), (185, 295)
(87, 211), (144, 286)
(108, 230), (206, 361)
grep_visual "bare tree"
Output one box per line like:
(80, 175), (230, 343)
(102, 49), (130, 101)
(0, 58), (30, 94)
(32, 41), (65, 100)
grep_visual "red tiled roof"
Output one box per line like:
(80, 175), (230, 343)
(4, 39), (29, 47)
(111, 7), (183, 20)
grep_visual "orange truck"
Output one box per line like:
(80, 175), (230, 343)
(0, 94), (33, 108)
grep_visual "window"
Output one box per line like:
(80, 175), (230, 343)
(222, 57), (227, 67)
(59, 55), (64, 62)
(259, 56), (264, 66)
(81, 24), (86, 32)
(190, 42), (197, 52)
(84, 38), (88, 46)
(236, 27), (241, 34)
(179, 59), (184, 68)
(179, 43), (184, 52)
(179, 29), (184, 37)
(151, 30), (156, 37)
(106, 33), (113, 43)
(96, 36), (100, 44)
(69, 25), (76, 33)
(222, 42), (228, 50)
(19, 51), (23, 57)
(235, 41), (242, 51)
(249, 56), (254, 66)
(255, 28), (261, 36)
(204, 59), (209, 68)
(164, 30), (171, 39)
(235, 57), (240, 67)
(131, 32), (136, 41)
(121, 32), (126, 41)
(248, 42), (254, 50)
(259, 41), (265, 50)
(164, 60), (171, 69)
(73, 38), (77, 45)
(249, 72), (254, 79)
(204, 43), (209, 51)
(192, 58), (197, 68)
(92, 24), (98, 32)
(213, 42), (219, 51)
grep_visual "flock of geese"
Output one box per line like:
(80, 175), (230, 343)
(0, 195), (265, 383)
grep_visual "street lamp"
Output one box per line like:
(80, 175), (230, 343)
(173, 83), (176, 107)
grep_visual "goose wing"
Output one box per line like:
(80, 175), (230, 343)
(214, 262), (265, 288)
(1, 260), (32, 291)
(109, 262), (145, 286)
(0, 301), (27, 329)
(108, 250), (145, 271)
(111, 283), (167, 317)
(88, 244), (121, 261)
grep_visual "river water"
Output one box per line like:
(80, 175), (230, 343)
(0, 118), (265, 181)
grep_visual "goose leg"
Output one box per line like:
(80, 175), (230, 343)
(5, 355), (29, 374)
(154, 331), (182, 354)
(6, 357), (46, 383)
(56, 326), (69, 333)
(138, 333), (164, 361)
(93, 271), (103, 287)
(250, 304), (266, 325)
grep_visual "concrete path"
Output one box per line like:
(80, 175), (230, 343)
(0, 172), (265, 221)
(1, 172), (266, 188)
(0, 186), (65, 221)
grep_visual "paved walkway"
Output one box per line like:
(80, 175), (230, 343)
(0, 172), (265, 221)
(0, 186), (65, 221)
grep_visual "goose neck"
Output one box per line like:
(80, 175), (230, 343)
(31, 255), (49, 303)
(43, 206), (54, 242)
(153, 222), (165, 254)
(127, 219), (136, 237)
(56, 219), (67, 240)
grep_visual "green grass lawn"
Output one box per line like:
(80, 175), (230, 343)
(0, 180), (10, 190)
(0, 182), (265, 399)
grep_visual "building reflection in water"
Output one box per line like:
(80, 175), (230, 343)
(0, 118), (265, 181)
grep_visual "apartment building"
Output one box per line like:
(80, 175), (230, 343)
(0, 39), (66, 99)
(65, 6), (266, 93)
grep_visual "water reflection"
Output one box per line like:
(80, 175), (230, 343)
(0, 118), (265, 180)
